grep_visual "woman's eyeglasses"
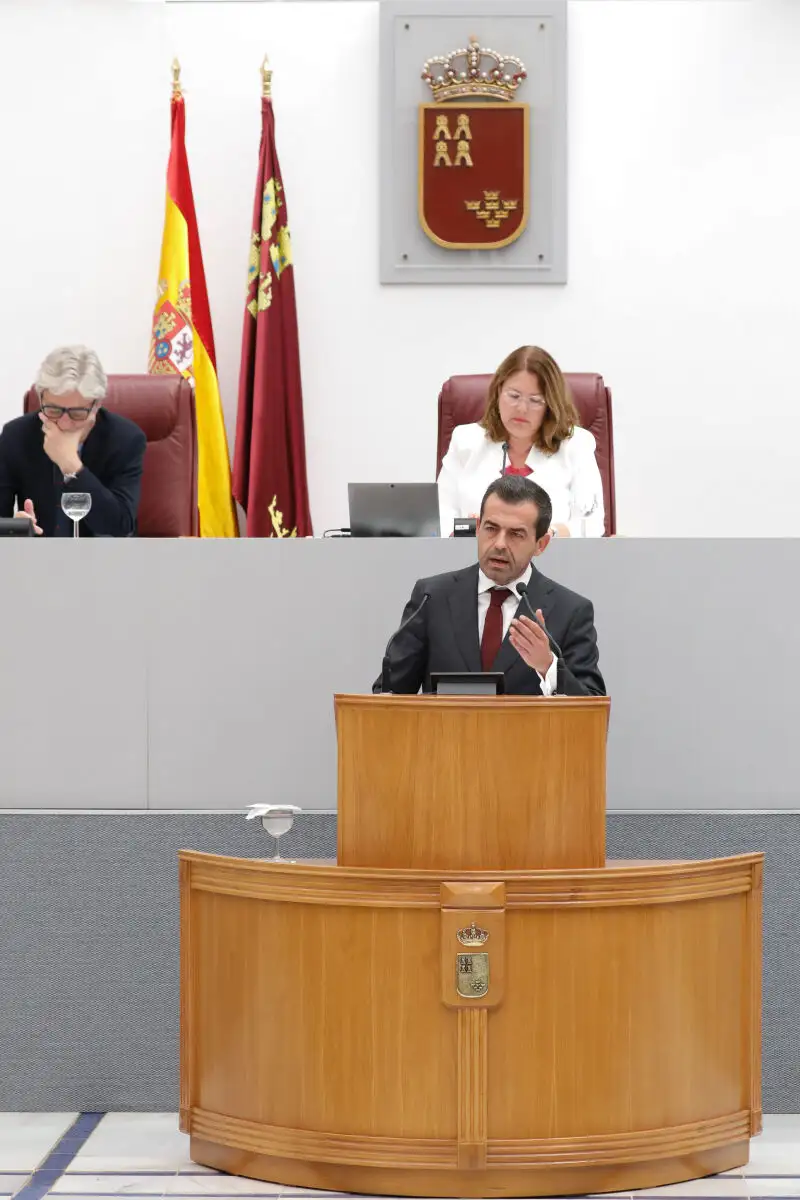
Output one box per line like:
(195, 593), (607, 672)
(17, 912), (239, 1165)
(501, 389), (546, 410)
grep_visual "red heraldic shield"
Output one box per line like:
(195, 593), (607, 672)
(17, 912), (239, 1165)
(419, 103), (529, 250)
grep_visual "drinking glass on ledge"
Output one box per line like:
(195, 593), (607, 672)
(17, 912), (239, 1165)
(245, 804), (302, 861)
(61, 492), (92, 538)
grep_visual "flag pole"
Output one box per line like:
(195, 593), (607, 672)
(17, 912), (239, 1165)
(171, 57), (182, 99)
(261, 54), (272, 99)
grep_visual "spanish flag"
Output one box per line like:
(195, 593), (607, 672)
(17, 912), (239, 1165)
(149, 63), (237, 538)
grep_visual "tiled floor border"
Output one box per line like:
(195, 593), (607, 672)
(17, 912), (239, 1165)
(12, 1116), (104, 1200)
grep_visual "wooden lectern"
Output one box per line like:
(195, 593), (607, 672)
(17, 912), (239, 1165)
(180, 695), (762, 1198)
(336, 695), (608, 869)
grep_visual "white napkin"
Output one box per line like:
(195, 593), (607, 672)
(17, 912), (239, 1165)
(245, 804), (302, 820)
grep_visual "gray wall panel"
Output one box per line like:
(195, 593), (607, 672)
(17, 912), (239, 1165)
(0, 812), (793, 1111)
(3, 550), (147, 809)
(3, 538), (800, 810)
(141, 539), (475, 809)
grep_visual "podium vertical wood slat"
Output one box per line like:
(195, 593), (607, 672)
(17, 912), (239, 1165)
(457, 1008), (488, 1169)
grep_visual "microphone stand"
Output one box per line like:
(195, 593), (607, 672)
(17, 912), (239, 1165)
(380, 593), (430, 694)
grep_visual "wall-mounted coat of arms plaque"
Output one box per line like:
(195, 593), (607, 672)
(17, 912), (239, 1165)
(419, 37), (529, 250)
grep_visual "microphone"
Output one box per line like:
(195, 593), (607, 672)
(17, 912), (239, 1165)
(515, 581), (565, 694)
(381, 592), (430, 694)
(500, 441), (509, 475)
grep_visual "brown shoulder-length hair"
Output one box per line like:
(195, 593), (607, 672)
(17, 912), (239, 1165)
(480, 346), (579, 455)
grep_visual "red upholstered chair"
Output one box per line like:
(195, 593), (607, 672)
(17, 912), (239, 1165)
(436, 372), (616, 536)
(24, 374), (199, 537)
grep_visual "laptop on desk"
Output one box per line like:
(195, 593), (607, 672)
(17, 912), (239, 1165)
(348, 483), (441, 537)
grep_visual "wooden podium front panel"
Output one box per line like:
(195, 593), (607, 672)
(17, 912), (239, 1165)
(189, 887), (456, 1137)
(490, 892), (750, 1139)
(180, 852), (762, 1197)
(336, 695), (609, 871)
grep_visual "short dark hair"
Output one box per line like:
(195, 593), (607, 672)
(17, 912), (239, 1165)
(479, 475), (553, 539)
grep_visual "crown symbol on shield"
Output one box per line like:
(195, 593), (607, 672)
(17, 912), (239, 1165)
(457, 921), (490, 947)
(422, 36), (527, 103)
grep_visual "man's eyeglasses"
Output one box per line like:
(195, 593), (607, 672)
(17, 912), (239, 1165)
(40, 402), (97, 424)
(501, 389), (546, 410)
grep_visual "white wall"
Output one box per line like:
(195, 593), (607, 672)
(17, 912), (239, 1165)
(1, 0), (799, 536)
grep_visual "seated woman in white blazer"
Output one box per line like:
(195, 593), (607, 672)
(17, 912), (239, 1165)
(437, 345), (605, 538)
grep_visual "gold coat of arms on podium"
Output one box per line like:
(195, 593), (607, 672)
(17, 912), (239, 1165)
(419, 37), (530, 250)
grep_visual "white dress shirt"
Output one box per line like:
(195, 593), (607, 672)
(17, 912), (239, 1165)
(477, 564), (558, 695)
(438, 423), (605, 538)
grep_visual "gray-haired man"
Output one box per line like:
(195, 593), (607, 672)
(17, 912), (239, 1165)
(0, 346), (146, 537)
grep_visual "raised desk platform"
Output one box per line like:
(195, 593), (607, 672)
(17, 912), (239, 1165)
(179, 851), (763, 1197)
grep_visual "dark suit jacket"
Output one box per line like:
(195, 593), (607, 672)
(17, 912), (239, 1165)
(375, 563), (605, 697)
(0, 409), (146, 537)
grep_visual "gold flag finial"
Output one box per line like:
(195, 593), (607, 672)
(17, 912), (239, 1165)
(171, 58), (182, 98)
(261, 53), (272, 99)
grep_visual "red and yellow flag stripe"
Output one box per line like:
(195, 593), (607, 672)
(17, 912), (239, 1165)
(150, 83), (237, 538)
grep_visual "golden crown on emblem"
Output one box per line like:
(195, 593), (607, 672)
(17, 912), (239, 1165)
(457, 921), (490, 947)
(422, 36), (527, 103)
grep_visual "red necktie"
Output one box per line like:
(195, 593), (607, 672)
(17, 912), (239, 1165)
(481, 587), (511, 670)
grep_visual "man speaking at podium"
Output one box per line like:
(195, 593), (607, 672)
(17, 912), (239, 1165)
(376, 475), (605, 696)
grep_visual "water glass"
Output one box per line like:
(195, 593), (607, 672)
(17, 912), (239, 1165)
(61, 492), (92, 538)
(245, 804), (302, 861)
